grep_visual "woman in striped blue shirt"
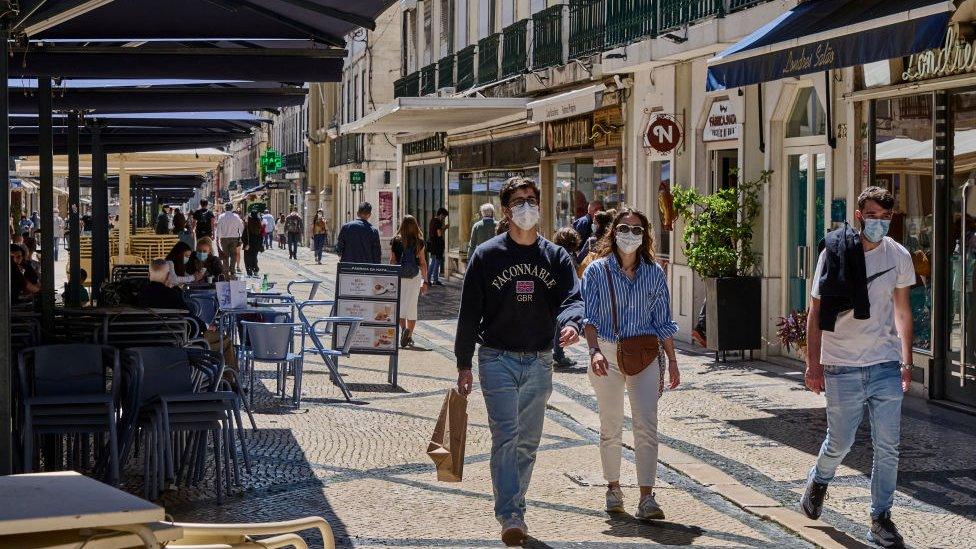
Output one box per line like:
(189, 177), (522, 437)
(581, 208), (680, 521)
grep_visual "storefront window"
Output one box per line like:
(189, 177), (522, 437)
(550, 156), (622, 231)
(787, 88), (827, 138)
(657, 161), (672, 259)
(875, 94), (933, 351)
(450, 168), (538, 258)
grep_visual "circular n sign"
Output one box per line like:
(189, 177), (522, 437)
(646, 116), (682, 154)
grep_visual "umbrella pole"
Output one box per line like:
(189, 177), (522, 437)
(67, 112), (80, 308)
(89, 122), (107, 303)
(0, 20), (12, 474)
(38, 78), (54, 335)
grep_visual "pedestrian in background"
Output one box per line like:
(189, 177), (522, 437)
(582, 208), (679, 522)
(427, 208), (448, 285)
(577, 210), (615, 269)
(552, 226), (582, 369)
(17, 214), (32, 237)
(243, 211), (265, 276)
(390, 215), (428, 348)
(284, 207), (304, 260)
(172, 208), (187, 235)
(52, 210), (64, 262)
(215, 203), (244, 275)
(154, 207), (169, 235)
(191, 199), (215, 240)
(573, 200), (604, 243)
(277, 213), (287, 249)
(29, 211), (40, 236)
(261, 209), (276, 249)
(467, 203), (497, 259)
(454, 176), (582, 546)
(336, 202), (381, 264)
(312, 209), (329, 265)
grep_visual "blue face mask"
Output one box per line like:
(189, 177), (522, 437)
(196, 252), (208, 261)
(862, 218), (890, 243)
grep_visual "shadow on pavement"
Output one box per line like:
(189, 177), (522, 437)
(808, 525), (873, 549)
(602, 515), (704, 546)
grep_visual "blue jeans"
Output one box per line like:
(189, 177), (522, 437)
(810, 361), (903, 518)
(264, 232), (273, 249)
(478, 346), (553, 522)
(313, 234), (326, 262)
(287, 232), (300, 258)
(428, 255), (442, 283)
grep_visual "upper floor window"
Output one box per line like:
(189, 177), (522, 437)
(786, 87), (826, 138)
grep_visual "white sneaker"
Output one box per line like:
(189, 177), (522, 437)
(606, 486), (625, 513)
(635, 493), (665, 521)
(500, 514), (527, 546)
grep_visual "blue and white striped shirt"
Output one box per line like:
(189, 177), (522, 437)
(581, 255), (678, 342)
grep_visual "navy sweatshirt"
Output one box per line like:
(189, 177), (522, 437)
(454, 233), (585, 370)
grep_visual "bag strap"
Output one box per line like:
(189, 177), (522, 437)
(603, 261), (620, 340)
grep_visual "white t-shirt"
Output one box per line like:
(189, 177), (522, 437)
(262, 213), (275, 232)
(810, 236), (915, 366)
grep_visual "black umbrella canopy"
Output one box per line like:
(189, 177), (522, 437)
(81, 174), (207, 189)
(10, 112), (267, 132)
(21, 0), (393, 45)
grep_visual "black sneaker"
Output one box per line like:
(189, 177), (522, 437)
(553, 356), (576, 369)
(800, 479), (828, 519)
(869, 512), (905, 548)
(400, 328), (412, 348)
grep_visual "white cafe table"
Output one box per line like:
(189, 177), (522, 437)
(0, 471), (179, 549)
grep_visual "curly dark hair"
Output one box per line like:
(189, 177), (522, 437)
(594, 208), (656, 264)
(553, 227), (581, 254)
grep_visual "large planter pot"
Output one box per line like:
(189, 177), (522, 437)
(705, 276), (762, 353)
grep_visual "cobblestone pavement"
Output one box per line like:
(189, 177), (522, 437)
(159, 247), (975, 548)
(160, 247), (811, 548)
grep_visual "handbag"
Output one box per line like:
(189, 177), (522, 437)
(603, 262), (660, 377)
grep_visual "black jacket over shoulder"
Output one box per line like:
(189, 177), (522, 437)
(817, 223), (870, 331)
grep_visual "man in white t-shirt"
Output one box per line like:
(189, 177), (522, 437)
(802, 186), (914, 549)
(261, 209), (275, 250)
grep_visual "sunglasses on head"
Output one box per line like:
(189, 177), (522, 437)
(616, 224), (645, 236)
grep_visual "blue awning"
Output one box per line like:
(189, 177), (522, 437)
(707, 0), (954, 91)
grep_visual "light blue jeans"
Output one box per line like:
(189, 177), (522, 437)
(810, 361), (903, 518)
(478, 346), (553, 523)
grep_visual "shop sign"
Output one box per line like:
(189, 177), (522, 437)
(643, 113), (683, 158)
(378, 190), (394, 238)
(349, 171), (366, 186)
(703, 100), (739, 142)
(903, 26), (976, 82)
(530, 90), (599, 123)
(546, 115), (593, 152)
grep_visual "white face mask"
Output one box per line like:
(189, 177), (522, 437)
(510, 203), (540, 231)
(615, 232), (642, 254)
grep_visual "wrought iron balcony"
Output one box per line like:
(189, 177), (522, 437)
(421, 63), (437, 95)
(438, 55), (455, 89)
(658, 0), (723, 33)
(605, 0), (655, 48)
(478, 33), (500, 85)
(569, 0), (606, 59)
(329, 134), (364, 167)
(728, 0), (770, 12)
(532, 5), (564, 70)
(456, 45), (476, 91)
(501, 20), (529, 78)
(393, 71), (420, 98)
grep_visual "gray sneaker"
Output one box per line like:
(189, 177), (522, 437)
(500, 514), (527, 547)
(635, 493), (665, 521)
(606, 486), (625, 513)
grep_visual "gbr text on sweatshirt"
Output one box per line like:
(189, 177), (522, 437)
(811, 237), (915, 366)
(454, 234), (584, 369)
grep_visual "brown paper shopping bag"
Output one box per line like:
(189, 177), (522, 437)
(427, 388), (468, 482)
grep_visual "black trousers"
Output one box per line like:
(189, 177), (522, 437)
(244, 248), (260, 275)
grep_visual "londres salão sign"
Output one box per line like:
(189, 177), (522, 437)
(903, 26), (976, 81)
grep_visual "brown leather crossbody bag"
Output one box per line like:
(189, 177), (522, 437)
(603, 262), (660, 376)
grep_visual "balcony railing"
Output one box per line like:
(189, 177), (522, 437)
(329, 134), (364, 167)
(728, 0), (770, 11)
(457, 45), (476, 91)
(438, 55), (455, 89)
(569, 0), (606, 59)
(605, 0), (655, 48)
(501, 20), (529, 78)
(478, 33), (500, 85)
(421, 63), (437, 95)
(658, 0), (722, 33)
(533, 5), (564, 70)
(393, 72), (420, 98)
(284, 151), (306, 172)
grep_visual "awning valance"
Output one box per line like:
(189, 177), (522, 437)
(526, 84), (607, 123)
(340, 96), (528, 134)
(706, 0), (954, 91)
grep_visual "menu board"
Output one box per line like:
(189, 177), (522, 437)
(334, 262), (401, 356)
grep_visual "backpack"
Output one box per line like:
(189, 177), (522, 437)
(397, 240), (420, 279)
(284, 215), (301, 233)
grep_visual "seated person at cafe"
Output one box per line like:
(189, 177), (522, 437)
(11, 244), (39, 303)
(137, 259), (190, 310)
(61, 268), (90, 305)
(186, 237), (224, 280)
(164, 241), (205, 287)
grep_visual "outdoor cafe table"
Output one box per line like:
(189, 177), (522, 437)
(0, 471), (180, 548)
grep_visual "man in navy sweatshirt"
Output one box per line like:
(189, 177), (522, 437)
(455, 176), (583, 546)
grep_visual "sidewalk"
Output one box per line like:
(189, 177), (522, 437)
(164, 247), (975, 548)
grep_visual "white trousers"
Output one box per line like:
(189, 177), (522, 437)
(587, 340), (660, 487)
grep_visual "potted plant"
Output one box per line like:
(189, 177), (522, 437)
(775, 309), (808, 354)
(672, 170), (770, 354)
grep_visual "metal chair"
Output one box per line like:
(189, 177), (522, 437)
(240, 321), (305, 407)
(168, 516), (335, 549)
(295, 300), (363, 402)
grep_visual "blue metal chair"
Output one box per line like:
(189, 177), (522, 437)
(240, 321), (306, 407)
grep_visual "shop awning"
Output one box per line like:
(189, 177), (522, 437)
(706, 0), (954, 91)
(340, 96), (528, 134)
(526, 83), (607, 123)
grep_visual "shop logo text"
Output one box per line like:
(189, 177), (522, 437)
(903, 27), (976, 82)
(781, 43), (836, 76)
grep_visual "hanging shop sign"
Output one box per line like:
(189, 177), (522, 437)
(448, 133), (540, 171)
(349, 171), (366, 186)
(259, 148), (284, 177)
(643, 113), (683, 158)
(903, 26), (976, 82)
(703, 100), (739, 142)
(546, 115), (593, 152)
(378, 190), (394, 238)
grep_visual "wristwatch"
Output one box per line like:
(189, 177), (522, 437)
(589, 347), (601, 357)
(900, 363), (914, 371)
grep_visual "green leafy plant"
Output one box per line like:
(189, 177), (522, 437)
(671, 170), (770, 278)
